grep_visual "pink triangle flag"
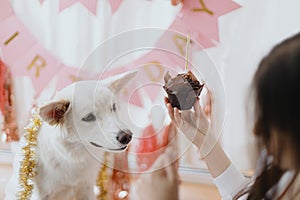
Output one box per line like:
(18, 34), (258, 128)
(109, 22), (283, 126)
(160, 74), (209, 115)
(108, 0), (122, 14)
(173, 0), (240, 42)
(0, 16), (37, 67)
(168, 18), (215, 49)
(10, 43), (61, 95)
(59, 0), (98, 15)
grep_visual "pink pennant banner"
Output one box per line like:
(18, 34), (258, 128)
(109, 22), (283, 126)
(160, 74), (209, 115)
(0, 0), (241, 104)
(39, 0), (45, 4)
(59, 0), (98, 15)
(10, 43), (61, 94)
(171, 0), (240, 42)
(108, 0), (122, 14)
(0, 16), (37, 65)
(0, 0), (14, 21)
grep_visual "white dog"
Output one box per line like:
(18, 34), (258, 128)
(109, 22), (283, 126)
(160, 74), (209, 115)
(5, 71), (137, 200)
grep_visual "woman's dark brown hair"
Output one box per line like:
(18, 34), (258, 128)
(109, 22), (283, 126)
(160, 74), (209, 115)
(235, 32), (300, 199)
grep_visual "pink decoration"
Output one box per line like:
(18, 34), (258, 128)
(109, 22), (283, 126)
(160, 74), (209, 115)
(134, 124), (169, 171)
(119, 77), (143, 107)
(10, 43), (61, 94)
(56, 66), (96, 90)
(56, 66), (79, 91)
(128, 50), (182, 102)
(108, 0), (122, 14)
(101, 50), (182, 104)
(128, 88), (143, 107)
(0, 0), (14, 21)
(171, 0), (240, 42)
(99, 67), (144, 107)
(0, 0), (241, 104)
(0, 16), (37, 66)
(168, 19), (215, 48)
(59, 0), (98, 15)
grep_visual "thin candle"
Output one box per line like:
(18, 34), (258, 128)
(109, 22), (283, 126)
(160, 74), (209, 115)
(184, 33), (191, 72)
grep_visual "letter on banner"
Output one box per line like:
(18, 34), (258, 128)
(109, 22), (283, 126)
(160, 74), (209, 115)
(27, 55), (46, 77)
(144, 61), (164, 82)
(0, 16), (36, 65)
(192, 0), (214, 15)
(4, 31), (19, 46)
(69, 74), (84, 82)
(142, 61), (164, 102)
(173, 34), (193, 56)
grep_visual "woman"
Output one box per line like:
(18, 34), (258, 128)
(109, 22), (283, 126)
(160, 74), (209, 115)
(172, 32), (300, 199)
(135, 32), (300, 199)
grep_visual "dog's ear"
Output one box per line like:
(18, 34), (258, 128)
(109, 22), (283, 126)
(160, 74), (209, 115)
(105, 70), (138, 93)
(38, 100), (70, 126)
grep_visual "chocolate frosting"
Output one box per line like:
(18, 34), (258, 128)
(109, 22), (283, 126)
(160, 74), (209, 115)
(163, 71), (204, 110)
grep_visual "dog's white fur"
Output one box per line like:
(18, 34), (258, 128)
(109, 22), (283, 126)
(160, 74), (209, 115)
(5, 71), (137, 200)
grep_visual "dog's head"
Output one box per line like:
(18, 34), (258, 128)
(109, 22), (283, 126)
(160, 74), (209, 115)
(38, 71), (137, 152)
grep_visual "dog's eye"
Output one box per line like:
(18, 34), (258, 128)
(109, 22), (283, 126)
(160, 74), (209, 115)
(82, 113), (96, 122)
(111, 103), (116, 112)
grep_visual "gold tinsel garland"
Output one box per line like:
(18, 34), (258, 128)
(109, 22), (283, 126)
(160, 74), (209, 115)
(96, 152), (109, 200)
(17, 113), (42, 200)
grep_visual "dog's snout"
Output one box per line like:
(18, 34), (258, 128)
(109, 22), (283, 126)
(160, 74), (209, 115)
(117, 130), (132, 145)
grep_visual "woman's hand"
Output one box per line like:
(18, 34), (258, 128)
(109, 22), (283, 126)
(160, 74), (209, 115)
(165, 97), (210, 149)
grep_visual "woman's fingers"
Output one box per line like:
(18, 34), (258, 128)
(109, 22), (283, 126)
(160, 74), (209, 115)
(174, 108), (181, 125)
(194, 98), (209, 122)
(194, 98), (201, 117)
(167, 103), (175, 121)
(164, 97), (170, 105)
(204, 89), (212, 118)
(168, 122), (177, 144)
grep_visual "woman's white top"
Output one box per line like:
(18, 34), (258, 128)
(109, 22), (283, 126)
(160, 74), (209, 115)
(214, 163), (249, 199)
(213, 163), (297, 199)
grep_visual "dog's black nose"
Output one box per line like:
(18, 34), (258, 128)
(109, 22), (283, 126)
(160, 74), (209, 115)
(117, 130), (132, 145)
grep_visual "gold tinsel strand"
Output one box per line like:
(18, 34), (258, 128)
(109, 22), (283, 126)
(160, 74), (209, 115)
(17, 113), (42, 200)
(96, 152), (109, 200)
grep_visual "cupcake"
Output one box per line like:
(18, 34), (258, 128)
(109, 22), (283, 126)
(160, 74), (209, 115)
(163, 71), (204, 110)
